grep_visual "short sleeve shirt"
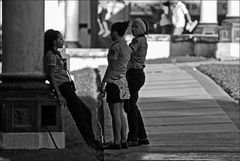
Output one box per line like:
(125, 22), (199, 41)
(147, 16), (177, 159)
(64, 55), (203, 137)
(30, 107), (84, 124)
(44, 50), (70, 87)
(171, 1), (189, 28)
(128, 35), (148, 69)
(107, 39), (131, 79)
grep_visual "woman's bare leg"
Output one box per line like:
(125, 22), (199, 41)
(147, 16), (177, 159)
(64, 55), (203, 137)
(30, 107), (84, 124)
(109, 103), (121, 144)
(119, 102), (127, 143)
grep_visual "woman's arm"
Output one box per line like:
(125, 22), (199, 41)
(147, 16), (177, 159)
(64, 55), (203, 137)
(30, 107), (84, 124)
(100, 59), (116, 93)
(186, 14), (192, 24)
(47, 66), (66, 104)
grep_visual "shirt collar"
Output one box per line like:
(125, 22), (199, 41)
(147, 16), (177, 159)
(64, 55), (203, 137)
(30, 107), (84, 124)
(52, 48), (62, 59)
(111, 38), (124, 47)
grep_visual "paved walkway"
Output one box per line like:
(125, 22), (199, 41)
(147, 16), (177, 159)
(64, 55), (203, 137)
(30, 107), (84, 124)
(99, 63), (240, 161)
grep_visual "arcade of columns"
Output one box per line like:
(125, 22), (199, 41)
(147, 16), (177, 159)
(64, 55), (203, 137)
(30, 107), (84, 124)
(62, 0), (240, 47)
(0, 0), (239, 149)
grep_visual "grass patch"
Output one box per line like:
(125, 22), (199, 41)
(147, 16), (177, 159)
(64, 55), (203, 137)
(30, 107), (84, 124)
(0, 68), (102, 161)
(197, 64), (240, 103)
(146, 56), (213, 64)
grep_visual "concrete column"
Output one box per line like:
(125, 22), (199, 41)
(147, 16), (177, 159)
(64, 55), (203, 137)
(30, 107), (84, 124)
(65, 0), (81, 48)
(2, 0), (44, 76)
(194, 0), (218, 34)
(226, 0), (240, 18)
(0, 1), (2, 28)
(45, 1), (65, 34)
(199, 0), (217, 24)
(0, 0), (64, 149)
(79, 0), (91, 47)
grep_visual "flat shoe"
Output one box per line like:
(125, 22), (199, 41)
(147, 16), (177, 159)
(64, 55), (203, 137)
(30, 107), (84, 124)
(121, 142), (128, 149)
(104, 143), (122, 150)
(128, 141), (139, 147)
(138, 138), (150, 145)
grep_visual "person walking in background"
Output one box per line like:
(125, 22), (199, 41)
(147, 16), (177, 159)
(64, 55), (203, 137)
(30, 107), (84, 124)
(170, 0), (193, 35)
(124, 18), (150, 147)
(97, 1), (110, 37)
(44, 29), (103, 151)
(100, 21), (131, 150)
(159, 1), (173, 34)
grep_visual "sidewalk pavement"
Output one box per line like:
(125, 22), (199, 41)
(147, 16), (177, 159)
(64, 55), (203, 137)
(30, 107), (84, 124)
(100, 63), (240, 161)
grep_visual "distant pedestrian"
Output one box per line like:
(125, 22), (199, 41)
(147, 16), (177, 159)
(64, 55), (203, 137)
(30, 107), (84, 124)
(97, 1), (110, 37)
(100, 21), (131, 150)
(159, 1), (173, 34)
(124, 18), (150, 147)
(170, 0), (193, 35)
(44, 29), (103, 151)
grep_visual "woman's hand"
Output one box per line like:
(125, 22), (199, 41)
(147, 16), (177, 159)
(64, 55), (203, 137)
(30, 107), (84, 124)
(100, 82), (105, 94)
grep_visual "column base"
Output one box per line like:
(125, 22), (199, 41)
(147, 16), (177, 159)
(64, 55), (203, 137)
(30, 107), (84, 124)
(65, 41), (82, 48)
(0, 132), (65, 149)
(170, 35), (194, 57)
(216, 42), (240, 60)
(219, 17), (240, 42)
(194, 23), (219, 35)
(0, 157), (10, 161)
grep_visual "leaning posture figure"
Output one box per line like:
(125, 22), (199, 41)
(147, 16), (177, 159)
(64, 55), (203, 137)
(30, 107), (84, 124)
(44, 29), (103, 150)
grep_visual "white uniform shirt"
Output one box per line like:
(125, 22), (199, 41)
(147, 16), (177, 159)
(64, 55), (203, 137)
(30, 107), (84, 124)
(171, 1), (189, 28)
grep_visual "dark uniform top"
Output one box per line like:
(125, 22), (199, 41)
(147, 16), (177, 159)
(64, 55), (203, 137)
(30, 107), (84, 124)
(44, 50), (70, 87)
(128, 35), (148, 69)
(107, 38), (131, 80)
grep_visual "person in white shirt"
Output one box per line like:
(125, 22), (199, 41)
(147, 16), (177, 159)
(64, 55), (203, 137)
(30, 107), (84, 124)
(170, 0), (193, 35)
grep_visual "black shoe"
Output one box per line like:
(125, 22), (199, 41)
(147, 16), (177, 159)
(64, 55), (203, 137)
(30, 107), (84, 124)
(88, 141), (104, 151)
(104, 143), (122, 150)
(138, 138), (150, 145)
(101, 141), (112, 149)
(121, 142), (128, 149)
(127, 140), (139, 147)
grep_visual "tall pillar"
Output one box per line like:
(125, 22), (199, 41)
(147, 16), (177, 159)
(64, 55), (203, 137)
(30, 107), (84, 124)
(192, 0), (219, 58)
(2, 0), (44, 76)
(194, 0), (219, 34)
(0, 0), (64, 149)
(226, 0), (240, 18)
(44, 1), (65, 34)
(65, 0), (81, 48)
(79, 0), (91, 47)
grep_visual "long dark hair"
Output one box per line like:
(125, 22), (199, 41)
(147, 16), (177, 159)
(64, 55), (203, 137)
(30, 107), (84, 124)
(44, 29), (61, 57)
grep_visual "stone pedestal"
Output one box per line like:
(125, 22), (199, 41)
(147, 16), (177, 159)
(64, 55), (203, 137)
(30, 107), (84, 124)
(194, 24), (219, 35)
(0, 76), (65, 149)
(193, 35), (219, 58)
(1, 132), (65, 149)
(217, 18), (240, 60)
(170, 34), (218, 58)
(170, 35), (194, 56)
(217, 0), (240, 59)
(0, 79), (62, 132)
(216, 42), (239, 60)
(219, 18), (240, 42)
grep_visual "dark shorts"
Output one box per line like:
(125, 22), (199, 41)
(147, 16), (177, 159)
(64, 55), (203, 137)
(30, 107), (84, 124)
(106, 83), (124, 104)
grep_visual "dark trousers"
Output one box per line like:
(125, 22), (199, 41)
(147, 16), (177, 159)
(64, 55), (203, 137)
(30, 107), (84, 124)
(59, 82), (96, 146)
(124, 68), (147, 141)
